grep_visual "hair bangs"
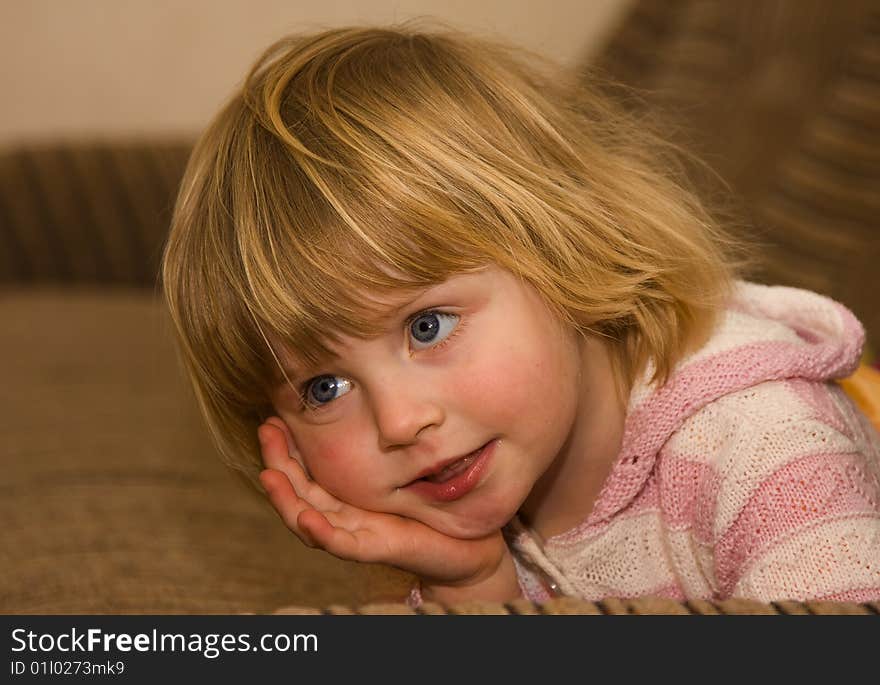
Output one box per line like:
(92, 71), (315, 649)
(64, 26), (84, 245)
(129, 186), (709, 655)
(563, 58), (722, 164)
(233, 170), (490, 391)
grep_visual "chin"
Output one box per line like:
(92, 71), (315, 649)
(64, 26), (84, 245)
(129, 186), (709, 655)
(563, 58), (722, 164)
(423, 506), (517, 540)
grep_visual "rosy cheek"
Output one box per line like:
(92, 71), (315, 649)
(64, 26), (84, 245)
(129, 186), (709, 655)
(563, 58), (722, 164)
(452, 346), (541, 421)
(300, 434), (374, 502)
(301, 438), (346, 478)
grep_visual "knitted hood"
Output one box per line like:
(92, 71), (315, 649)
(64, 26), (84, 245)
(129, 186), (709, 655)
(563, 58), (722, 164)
(582, 281), (866, 527)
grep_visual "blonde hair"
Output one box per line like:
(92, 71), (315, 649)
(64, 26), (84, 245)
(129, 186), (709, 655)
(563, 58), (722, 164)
(162, 21), (742, 487)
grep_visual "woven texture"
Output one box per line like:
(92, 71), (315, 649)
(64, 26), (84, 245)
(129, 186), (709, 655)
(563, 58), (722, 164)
(267, 597), (880, 615)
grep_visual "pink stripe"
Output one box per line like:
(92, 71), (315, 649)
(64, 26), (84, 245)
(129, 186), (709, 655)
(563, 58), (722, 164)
(714, 452), (880, 595)
(656, 457), (721, 542)
(547, 474), (661, 547)
(580, 300), (864, 531)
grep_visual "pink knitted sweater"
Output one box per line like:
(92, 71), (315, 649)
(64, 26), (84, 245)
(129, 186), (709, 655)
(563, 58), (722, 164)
(508, 282), (880, 603)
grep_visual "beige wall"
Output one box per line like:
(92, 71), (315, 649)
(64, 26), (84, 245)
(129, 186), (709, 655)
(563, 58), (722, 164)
(0, 0), (633, 144)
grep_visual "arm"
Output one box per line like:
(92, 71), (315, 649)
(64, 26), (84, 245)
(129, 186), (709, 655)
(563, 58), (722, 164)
(420, 547), (521, 605)
(709, 389), (880, 601)
(721, 448), (880, 601)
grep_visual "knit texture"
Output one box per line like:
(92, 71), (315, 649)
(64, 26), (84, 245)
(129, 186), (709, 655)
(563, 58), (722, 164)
(508, 282), (880, 602)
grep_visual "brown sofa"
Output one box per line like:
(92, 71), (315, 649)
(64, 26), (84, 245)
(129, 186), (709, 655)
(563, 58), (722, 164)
(1, 289), (417, 613)
(2, 1), (878, 614)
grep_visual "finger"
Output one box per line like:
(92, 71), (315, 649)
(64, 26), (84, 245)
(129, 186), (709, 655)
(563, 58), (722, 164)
(257, 421), (341, 512)
(297, 509), (385, 564)
(259, 469), (317, 547)
(264, 416), (304, 468)
(258, 419), (301, 472)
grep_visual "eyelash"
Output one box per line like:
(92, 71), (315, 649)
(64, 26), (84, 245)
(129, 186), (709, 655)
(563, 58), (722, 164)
(405, 309), (464, 355)
(297, 309), (464, 412)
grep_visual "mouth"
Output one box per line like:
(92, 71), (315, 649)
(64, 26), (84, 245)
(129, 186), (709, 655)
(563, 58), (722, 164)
(403, 440), (496, 502)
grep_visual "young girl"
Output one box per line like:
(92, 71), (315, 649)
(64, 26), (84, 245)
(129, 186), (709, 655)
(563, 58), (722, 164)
(161, 23), (880, 606)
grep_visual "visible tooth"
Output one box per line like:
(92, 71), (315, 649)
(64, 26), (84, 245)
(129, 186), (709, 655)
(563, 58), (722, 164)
(426, 452), (478, 484)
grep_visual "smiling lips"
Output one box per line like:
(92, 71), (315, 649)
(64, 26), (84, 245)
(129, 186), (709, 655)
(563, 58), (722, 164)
(422, 450), (482, 483)
(404, 440), (496, 502)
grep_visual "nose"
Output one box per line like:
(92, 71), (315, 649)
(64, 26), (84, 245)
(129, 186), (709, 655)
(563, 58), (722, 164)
(369, 371), (445, 450)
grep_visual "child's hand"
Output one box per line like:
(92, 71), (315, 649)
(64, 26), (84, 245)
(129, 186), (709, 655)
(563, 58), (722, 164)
(257, 417), (519, 601)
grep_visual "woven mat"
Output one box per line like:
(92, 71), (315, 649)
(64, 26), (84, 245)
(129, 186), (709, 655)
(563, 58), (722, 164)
(267, 597), (880, 615)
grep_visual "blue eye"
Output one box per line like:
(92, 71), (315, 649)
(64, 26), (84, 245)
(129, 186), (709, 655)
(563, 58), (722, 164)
(409, 311), (460, 350)
(303, 375), (352, 408)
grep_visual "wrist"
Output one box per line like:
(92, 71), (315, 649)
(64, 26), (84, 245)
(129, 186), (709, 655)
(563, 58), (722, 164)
(420, 550), (521, 605)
